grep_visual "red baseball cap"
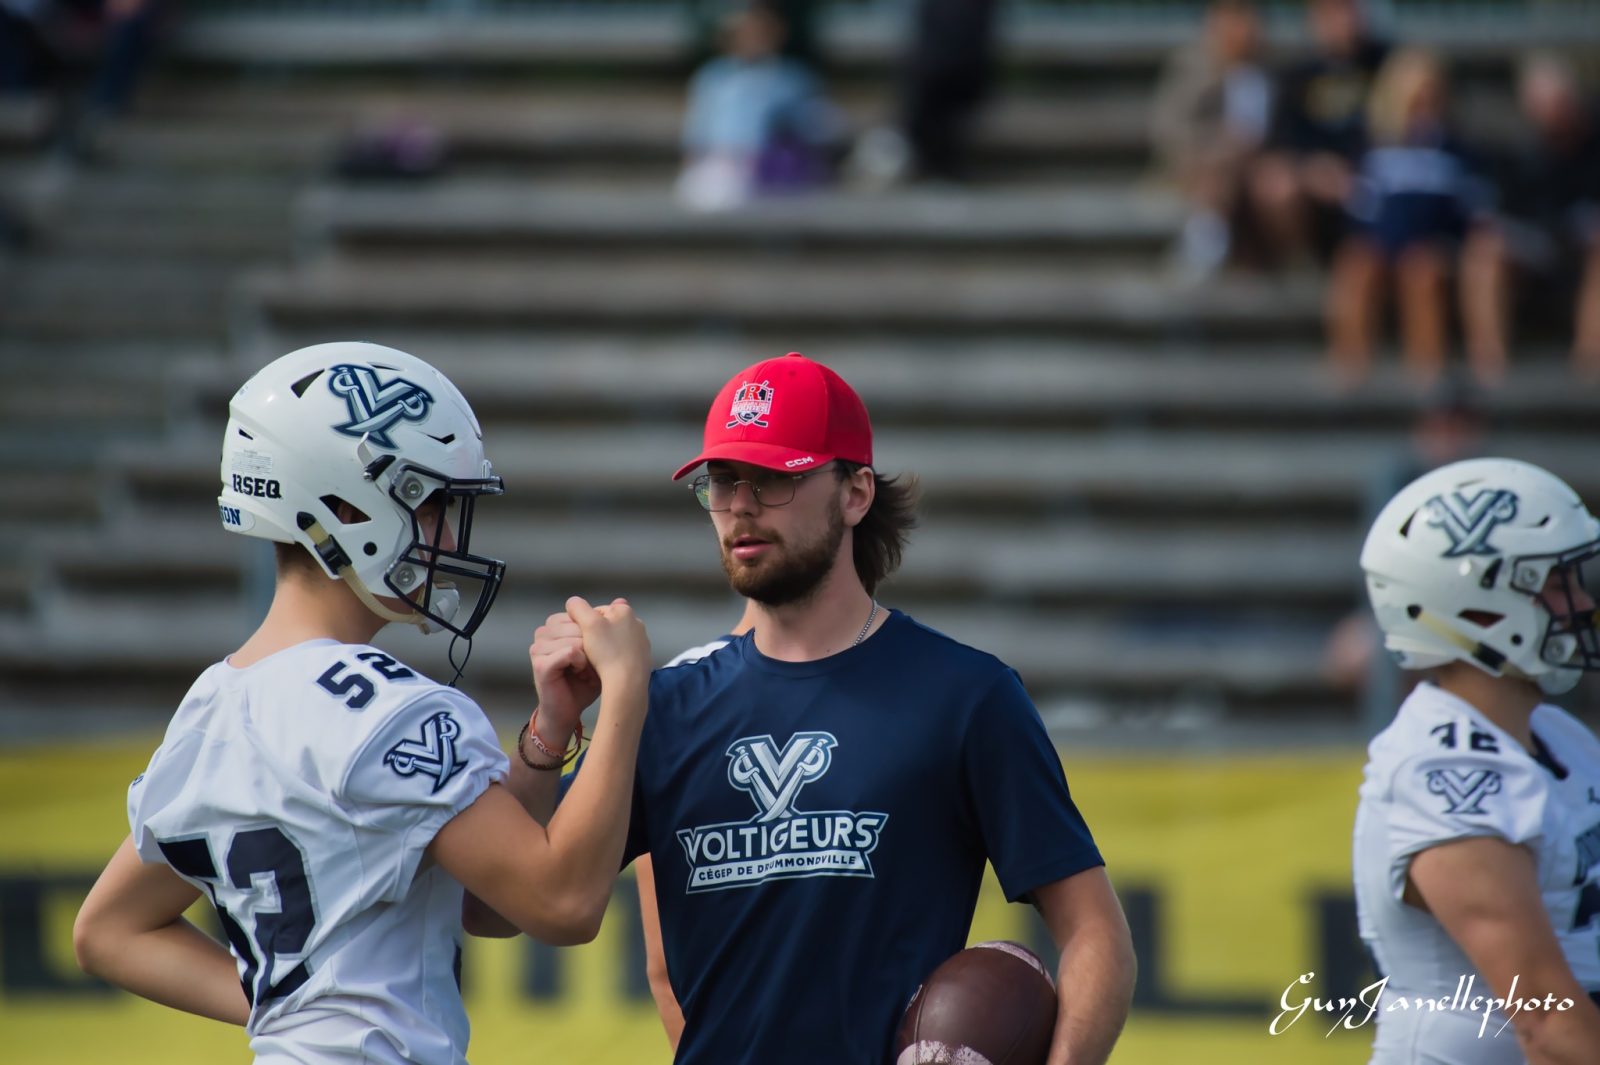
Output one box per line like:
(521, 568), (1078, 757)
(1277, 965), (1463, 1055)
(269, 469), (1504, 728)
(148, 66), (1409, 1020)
(671, 352), (873, 480)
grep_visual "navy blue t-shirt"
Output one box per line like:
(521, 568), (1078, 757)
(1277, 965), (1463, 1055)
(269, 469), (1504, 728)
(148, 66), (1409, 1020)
(571, 609), (1103, 1065)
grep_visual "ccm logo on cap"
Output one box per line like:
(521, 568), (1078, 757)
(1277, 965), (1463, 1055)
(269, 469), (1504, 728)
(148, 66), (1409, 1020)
(785, 457), (815, 468)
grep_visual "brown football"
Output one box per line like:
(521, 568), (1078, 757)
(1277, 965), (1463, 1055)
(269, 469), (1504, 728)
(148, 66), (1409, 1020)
(892, 941), (1058, 1065)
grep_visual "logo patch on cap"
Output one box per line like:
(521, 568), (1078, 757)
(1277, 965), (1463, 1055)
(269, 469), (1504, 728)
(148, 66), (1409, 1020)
(726, 379), (775, 429)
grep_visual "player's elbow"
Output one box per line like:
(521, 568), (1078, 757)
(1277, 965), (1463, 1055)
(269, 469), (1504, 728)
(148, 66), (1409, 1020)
(547, 893), (607, 945)
(509, 889), (606, 946)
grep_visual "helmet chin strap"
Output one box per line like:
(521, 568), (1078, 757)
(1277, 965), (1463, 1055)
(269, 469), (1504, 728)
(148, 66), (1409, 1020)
(298, 516), (454, 634)
(1410, 605), (1539, 684)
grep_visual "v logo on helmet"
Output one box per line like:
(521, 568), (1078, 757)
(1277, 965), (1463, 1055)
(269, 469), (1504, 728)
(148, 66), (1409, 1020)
(328, 363), (435, 449)
(1425, 489), (1519, 558)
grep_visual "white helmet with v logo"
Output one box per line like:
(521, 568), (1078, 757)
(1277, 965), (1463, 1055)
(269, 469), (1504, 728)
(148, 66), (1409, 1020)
(1361, 457), (1600, 694)
(219, 342), (506, 638)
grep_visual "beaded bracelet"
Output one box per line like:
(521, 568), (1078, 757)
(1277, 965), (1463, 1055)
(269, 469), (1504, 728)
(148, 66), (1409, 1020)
(516, 715), (584, 772)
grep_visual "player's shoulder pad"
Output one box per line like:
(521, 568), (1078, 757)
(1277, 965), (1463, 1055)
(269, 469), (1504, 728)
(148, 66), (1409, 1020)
(328, 646), (499, 805)
(1390, 739), (1548, 843)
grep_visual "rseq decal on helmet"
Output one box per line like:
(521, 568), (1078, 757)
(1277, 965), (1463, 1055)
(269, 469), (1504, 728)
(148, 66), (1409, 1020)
(328, 363), (435, 449)
(1425, 489), (1518, 558)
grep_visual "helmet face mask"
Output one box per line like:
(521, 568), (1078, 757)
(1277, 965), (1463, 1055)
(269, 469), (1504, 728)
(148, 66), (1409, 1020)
(1361, 458), (1600, 696)
(221, 342), (507, 639)
(382, 463), (506, 639)
(1522, 541), (1600, 677)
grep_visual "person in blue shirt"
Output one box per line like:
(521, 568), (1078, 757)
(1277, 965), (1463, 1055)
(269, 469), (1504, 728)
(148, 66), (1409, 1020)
(524, 352), (1135, 1064)
(675, 1), (840, 211)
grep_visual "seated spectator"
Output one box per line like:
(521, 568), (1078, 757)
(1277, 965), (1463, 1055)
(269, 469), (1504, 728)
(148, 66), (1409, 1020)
(1248, 0), (1389, 268)
(1324, 50), (1491, 387)
(900, 0), (998, 183)
(1459, 53), (1600, 382)
(0, 0), (162, 156)
(676, 2), (840, 212)
(1149, 0), (1272, 280)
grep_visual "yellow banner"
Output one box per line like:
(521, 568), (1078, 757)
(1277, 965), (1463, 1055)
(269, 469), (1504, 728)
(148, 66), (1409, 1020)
(0, 742), (1373, 1064)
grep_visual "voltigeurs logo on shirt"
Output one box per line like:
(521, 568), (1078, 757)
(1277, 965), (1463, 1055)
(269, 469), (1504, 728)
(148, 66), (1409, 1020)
(676, 731), (888, 893)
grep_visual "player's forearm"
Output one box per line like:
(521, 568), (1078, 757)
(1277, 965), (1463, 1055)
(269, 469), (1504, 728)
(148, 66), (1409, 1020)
(1517, 993), (1600, 1065)
(462, 726), (568, 938)
(504, 711), (565, 826)
(543, 676), (647, 919)
(78, 916), (250, 1025)
(1045, 920), (1136, 1065)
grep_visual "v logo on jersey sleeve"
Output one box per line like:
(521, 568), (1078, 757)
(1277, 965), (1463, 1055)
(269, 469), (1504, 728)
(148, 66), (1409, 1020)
(383, 711), (468, 793)
(1424, 767), (1504, 815)
(676, 732), (888, 894)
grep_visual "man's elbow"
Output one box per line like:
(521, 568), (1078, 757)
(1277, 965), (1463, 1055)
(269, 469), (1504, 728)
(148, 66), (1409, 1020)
(71, 909), (114, 978)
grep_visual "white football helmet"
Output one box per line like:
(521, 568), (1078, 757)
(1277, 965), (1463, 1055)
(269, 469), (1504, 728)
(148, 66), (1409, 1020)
(1361, 457), (1600, 695)
(219, 342), (506, 638)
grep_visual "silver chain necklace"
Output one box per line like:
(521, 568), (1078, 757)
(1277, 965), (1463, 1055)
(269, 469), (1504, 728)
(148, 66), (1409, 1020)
(852, 600), (880, 647)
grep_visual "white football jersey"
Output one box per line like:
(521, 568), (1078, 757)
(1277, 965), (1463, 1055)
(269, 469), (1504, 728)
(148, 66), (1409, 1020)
(1353, 682), (1600, 1064)
(127, 638), (508, 1064)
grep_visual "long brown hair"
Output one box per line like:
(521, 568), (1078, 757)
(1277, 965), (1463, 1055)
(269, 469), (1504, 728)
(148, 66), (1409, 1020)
(839, 461), (919, 593)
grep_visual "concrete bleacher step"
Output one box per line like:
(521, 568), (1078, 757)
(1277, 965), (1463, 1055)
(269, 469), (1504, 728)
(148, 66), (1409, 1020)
(0, 588), (1338, 722)
(191, 336), (1597, 434)
(36, 507), (1363, 609)
(240, 259), (1326, 340)
(167, 10), (1596, 74)
(98, 425), (1600, 521)
(126, 81), (1152, 184)
(299, 184), (1180, 265)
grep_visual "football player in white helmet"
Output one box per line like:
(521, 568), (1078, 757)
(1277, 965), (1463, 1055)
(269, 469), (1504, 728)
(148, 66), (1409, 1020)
(73, 342), (652, 1065)
(1354, 457), (1600, 1064)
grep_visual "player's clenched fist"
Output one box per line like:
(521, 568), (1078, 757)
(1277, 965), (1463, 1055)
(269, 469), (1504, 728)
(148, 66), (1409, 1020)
(570, 596), (650, 684)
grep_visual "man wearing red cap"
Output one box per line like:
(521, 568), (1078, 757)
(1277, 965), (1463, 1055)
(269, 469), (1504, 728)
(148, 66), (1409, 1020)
(530, 353), (1135, 1064)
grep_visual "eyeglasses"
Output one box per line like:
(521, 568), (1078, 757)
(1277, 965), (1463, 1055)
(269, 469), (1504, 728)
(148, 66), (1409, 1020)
(689, 466), (833, 511)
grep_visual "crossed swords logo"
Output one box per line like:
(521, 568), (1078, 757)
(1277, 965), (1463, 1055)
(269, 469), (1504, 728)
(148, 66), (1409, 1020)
(328, 363), (435, 449)
(726, 732), (836, 822)
(1424, 489), (1519, 558)
(384, 711), (466, 793)
(1425, 768), (1503, 815)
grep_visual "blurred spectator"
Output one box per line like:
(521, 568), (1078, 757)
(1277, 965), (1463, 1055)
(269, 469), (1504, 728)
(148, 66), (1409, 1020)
(899, 0), (999, 183)
(0, 0), (162, 154)
(1459, 53), (1600, 383)
(1248, 0), (1389, 268)
(1324, 50), (1492, 387)
(1149, 0), (1272, 280)
(333, 118), (449, 181)
(677, 1), (840, 212)
(1323, 374), (1488, 733)
(0, 1), (55, 95)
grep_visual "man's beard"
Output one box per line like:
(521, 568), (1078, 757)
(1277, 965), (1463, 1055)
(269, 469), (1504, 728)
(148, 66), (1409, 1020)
(720, 501), (846, 607)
